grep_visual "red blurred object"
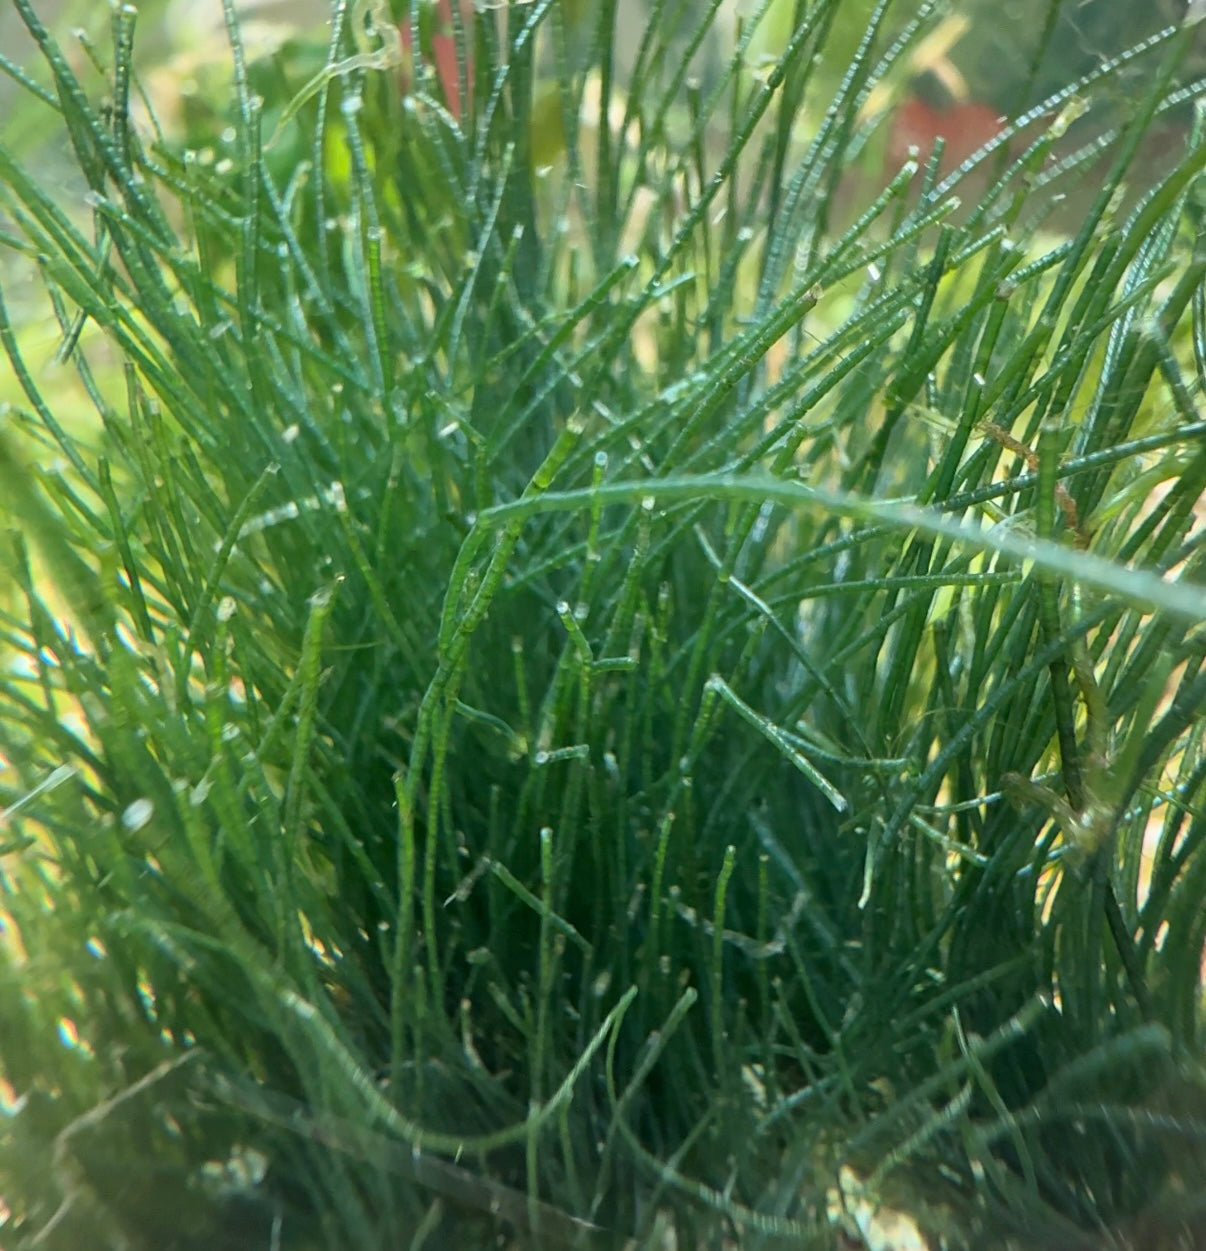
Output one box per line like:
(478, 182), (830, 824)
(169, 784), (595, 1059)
(399, 0), (475, 121)
(886, 96), (1006, 177)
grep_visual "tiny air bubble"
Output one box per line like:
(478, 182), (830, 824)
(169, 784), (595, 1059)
(122, 798), (154, 832)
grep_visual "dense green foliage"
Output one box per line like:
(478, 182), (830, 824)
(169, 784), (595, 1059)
(1, 0), (1205, 1246)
